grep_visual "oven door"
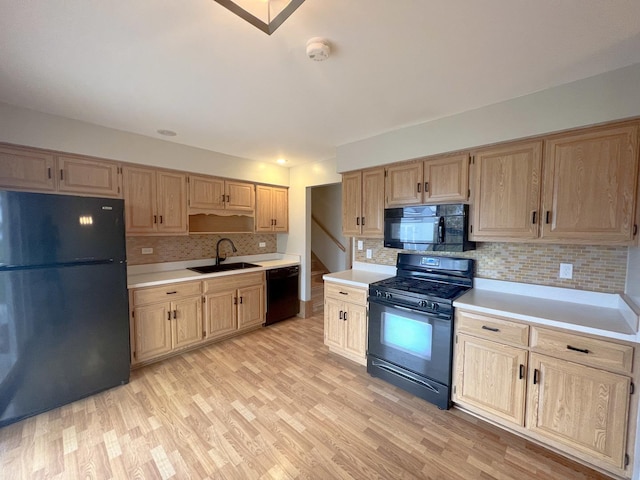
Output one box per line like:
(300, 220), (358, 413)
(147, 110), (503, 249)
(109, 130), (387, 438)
(367, 298), (453, 386)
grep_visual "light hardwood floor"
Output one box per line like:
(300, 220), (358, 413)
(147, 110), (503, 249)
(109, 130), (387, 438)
(0, 313), (611, 479)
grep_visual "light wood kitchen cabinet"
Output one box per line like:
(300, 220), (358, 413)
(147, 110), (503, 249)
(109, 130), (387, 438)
(255, 185), (288, 232)
(123, 166), (187, 235)
(204, 271), (265, 339)
(323, 281), (368, 365)
(540, 124), (639, 244)
(470, 122), (640, 245)
(527, 353), (630, 469)
(342, 167), (385, 237)
(130, 281), (203, 364)
(57, 155), (121, 197)
(0, 144), (56, 191)
(385, 153), (469, 207)
(470, 140), (543, 241)
(188, 174), (254, 212)
(453, 309), (635, 478)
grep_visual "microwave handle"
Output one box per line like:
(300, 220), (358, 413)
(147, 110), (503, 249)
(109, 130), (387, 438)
(437, 217), (445, 243)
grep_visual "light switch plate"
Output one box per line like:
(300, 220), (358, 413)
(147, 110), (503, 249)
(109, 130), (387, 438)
(366, 249), (372, 259)
(559, 263), (573, 279)
(259, 242), (266, 248)
(141, 247), (153, 254)
(357, 240), (363, 250)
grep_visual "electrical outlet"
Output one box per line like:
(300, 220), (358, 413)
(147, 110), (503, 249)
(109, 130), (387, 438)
(259, 242), (266, 248)
(559, 263), (573, 279)
(366, 249), (372, 259)
(141, 248), (153, 255)
(357, 240), (363, 250)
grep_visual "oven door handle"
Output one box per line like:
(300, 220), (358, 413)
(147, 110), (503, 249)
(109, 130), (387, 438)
(371, 360), (439, 394)
(368, 298), (450, 321)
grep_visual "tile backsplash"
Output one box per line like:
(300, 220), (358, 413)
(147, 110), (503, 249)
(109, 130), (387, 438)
(355, 239), (628, 294)
(126, 234), (277, 265)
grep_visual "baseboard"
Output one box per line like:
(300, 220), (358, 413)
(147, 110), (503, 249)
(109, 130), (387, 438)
(299, 299), (313, 318)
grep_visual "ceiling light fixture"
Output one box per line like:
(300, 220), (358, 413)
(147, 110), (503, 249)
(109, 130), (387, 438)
(276, 158), (287, 164)
(212, 0), (305, 35)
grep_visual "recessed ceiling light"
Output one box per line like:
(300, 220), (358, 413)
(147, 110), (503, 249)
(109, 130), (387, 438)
(157, 129), (177, 137)
(276, 158), (287, 164)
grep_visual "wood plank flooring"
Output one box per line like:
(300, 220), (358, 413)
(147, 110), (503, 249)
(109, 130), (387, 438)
(0, 313), (612, 479)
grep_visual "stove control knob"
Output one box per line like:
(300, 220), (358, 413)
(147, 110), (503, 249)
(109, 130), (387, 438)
(418, 300), (428, 308)
(432, 302), (439, 311)
(384, 292), (392, 300)
(375, 290), (382, 297)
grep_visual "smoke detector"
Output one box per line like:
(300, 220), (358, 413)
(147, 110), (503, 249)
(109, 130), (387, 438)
(306, 37), (330, 61)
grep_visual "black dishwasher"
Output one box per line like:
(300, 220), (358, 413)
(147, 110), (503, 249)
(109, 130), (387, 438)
(265, 265), (300, 325)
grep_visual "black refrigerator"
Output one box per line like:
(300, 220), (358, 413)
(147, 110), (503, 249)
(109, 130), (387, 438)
(0, 190), (130, 427)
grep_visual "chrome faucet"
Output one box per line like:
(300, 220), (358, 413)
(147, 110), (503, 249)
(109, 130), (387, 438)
(215, 238), (237, 265)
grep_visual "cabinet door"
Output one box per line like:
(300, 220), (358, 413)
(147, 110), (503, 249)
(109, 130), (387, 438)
(272, 187), (288, 232)
(423, 154), (469, 203)
(361, 168), (385, 237)
(324, 297), (345, 349)
(188, 175), (224, 210)
(133, 303), (172, 362)
(343, 303), (367, 360)
(342, 171), (362, 236)
(157, 171), (187, 234)
(454, 334), (527, 426)
(123, 166), (157, 234)
(541, 125), (638, 244)
(385, 162), (423, 207)
(471, 141), (542, 241)
(226, 181), (254, 211)
(57, 155), (121, 197)
(171, 296), (203, 349)
(0, 145), (56, 191)
(255, 185), (274, 232)
(527, 353), (630, 468)
(237, 284), (264, 329)
(205, 290), (238, 339)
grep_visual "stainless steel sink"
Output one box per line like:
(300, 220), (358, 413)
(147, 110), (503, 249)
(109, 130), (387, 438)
(187, 262), (260, 274)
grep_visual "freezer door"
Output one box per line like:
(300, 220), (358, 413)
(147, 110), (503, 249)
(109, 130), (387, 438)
(0, 190), (126, 267)
(0, 261), (130, 426)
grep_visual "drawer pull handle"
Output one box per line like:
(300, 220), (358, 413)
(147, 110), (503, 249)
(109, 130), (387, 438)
(481, 325), (499, 332)
(533, 368), (539, 385)
(417, 182), (421, 193)
(519, 364), (525, 380)
(339, 310), (343, 320)
(344, 311), (348, 321)
(339, 291), (348, 295)
(173, 309), (177, 319)
(167, 311), (171, 321)
(166, 291), (177, 295)
(567, 345), (589, 354)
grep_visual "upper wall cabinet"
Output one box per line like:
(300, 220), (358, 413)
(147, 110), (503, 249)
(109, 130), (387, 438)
(57, 155), (122, 197)
(385, 153), (470, 207)
(470, 122), (639, 245)
(188, 174), (254, 213)
(470, 140), (543, 241)
(342, 167), (385, 237)
(255, 185), (288, 233)
(540, 124), (639, 244)
(123, 166), (187, 235)
(0, 145), (56, 192)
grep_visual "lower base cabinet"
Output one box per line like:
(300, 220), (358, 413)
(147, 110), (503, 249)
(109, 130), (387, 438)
(130, 272), (266, 366)
(130, 281), (203, 364)
(323, 281), (368, 365)
(453, 309), (635, 478)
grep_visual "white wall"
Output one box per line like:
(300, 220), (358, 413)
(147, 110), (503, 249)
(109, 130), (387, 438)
(0, 102), (289, 185)
(311, 184), (348, 273)
(279, 159), (342, 301)
(336, 62), (640, 172)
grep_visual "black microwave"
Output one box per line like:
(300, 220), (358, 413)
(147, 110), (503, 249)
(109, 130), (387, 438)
(384, 204), (475, 252)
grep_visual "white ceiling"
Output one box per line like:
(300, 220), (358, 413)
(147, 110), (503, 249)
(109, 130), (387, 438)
(1, 0), (640, 167)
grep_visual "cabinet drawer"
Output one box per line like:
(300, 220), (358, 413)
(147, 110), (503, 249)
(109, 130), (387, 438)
(530, 327), (633, 374)
(133, 281), (202, 306)
(204, 272), (264, 292)
(456, 310), (529, 347)
(325, 282), (367, 305)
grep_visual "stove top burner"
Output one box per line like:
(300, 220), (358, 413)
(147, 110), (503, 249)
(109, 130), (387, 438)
(374, 277), (467, 299)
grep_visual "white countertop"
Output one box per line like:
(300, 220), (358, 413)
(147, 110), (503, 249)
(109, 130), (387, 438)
(454, 278), (640, 343)
(322, 262), (395, 288)
(127, 253), (300, 288)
